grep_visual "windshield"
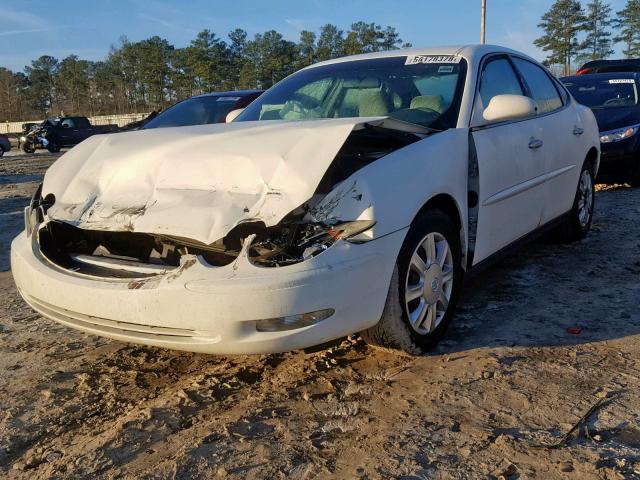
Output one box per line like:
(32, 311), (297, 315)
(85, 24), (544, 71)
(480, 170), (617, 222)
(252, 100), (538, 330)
(236, 56), (467, 129)
(564, 78), (639, 108)
(144, 95), (242, 129)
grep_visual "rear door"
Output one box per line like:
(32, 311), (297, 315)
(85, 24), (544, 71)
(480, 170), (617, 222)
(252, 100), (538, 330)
(72, 117), (93, 143)
(511, 57), (582, 223)
(471, 55), (547, 264)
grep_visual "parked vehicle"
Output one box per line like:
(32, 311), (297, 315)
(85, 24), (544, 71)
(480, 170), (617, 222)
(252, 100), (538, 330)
(142, 90), (263, 129)
(577, 58), (640, 75)
(18, 123), (41, 150)
(12, 45), (599, 355)
(562, 72), (640, 185)
(21, 125), (51, 153)
(39, 116), (119, 152)
(0, 134), (10, 156)
(118, 111), (161, 132)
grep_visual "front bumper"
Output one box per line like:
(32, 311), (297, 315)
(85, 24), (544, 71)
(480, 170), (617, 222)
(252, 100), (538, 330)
(598, 135), (640, 179)
(11, 228), (405, 354)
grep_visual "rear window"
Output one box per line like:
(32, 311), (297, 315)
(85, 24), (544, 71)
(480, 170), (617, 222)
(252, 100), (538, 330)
(563, 78), (639, 108)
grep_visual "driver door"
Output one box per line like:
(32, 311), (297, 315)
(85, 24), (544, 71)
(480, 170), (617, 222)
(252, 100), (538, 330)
(58, 118), (76, 145)
(471, 56), (546, 264)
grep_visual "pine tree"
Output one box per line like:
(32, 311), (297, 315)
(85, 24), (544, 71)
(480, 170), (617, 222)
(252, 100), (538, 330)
(579, 0), (614, 62)
(534, 0), (586, 75)
(614, 0), (640, 58)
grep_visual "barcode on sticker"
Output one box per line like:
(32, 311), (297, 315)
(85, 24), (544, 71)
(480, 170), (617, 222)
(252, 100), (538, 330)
(405, 55), (462, 65)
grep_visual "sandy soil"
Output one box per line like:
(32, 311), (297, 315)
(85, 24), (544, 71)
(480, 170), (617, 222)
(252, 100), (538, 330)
(1, 151), (640, 479)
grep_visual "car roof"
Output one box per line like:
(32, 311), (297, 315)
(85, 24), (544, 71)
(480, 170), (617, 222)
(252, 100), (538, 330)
(561, 72), (640, 82)
(581, 58), (640, 68)
(193, 89), (263, 99)
(304, 44), (537, 70)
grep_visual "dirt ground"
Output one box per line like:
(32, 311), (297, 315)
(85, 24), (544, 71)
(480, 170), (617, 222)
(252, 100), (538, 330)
(1, 150), (640, 479)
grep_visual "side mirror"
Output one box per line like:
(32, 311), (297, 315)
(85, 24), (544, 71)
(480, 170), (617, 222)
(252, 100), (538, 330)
(225, 108), (245, 123)
(482, 94), (538, 123)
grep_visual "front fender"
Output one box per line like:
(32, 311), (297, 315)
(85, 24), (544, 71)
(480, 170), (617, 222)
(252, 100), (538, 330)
(310, 128), (470, 245)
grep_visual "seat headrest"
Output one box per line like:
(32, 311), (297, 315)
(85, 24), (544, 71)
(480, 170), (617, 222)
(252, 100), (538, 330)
(411, 95), (445, 113)
(357, 90), (389, 117)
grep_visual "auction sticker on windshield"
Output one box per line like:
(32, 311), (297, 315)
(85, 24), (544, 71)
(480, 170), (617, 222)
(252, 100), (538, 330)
(405, 55), (462, 65)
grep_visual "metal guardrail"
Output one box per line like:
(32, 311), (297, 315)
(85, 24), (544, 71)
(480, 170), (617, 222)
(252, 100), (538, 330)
(0, 113), (150, 134)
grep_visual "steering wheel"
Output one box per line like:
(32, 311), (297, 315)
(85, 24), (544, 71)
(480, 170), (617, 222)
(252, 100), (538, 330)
(290, 92), (320, 109)
(603, 98), (624, 106)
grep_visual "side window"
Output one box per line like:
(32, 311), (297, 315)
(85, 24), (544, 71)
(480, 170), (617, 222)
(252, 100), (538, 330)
(512, 58), (563, 114)
(61, 118), (76, 129)
(479, 57), (524, 108)
(75, 117), (90, 128)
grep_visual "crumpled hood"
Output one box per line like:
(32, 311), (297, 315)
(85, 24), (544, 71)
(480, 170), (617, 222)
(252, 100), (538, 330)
(43, 118), (383, 244)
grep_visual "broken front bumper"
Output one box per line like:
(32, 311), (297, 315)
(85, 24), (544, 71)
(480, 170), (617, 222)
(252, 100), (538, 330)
(11, 228), (405, 354)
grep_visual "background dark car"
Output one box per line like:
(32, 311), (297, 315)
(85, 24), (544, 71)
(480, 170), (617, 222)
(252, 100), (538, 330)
(562, 72), (640, 185)
(0, 134), (10, 156)
(142, 90), (263, 129)
(40, 116), (119, 151)
(577, 58), (640, 75)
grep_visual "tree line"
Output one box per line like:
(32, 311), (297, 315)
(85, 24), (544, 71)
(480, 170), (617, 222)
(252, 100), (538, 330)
(0, 22), (409, 122)
(535, 0), (640, 75)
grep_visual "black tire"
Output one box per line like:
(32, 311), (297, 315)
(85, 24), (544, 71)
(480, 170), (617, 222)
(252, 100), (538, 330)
(23, 142), (35, 154)
(361, 209), (463, 354)
(631, 160), (640, 188)
(552, 160), (595, 243)
(0, 147), (4, 157)
(47, 142), (61, 153)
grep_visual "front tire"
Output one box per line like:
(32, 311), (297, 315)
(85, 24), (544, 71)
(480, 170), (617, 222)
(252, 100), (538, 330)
(0, 147), (4, 157)
(23, 142), (35, 154)
(361, 209), (463, 354)
(47, 141), (60, 153)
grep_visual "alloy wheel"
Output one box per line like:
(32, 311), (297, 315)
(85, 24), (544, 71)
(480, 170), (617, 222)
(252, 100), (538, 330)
(577, 169), (593, 227)
(404, 232), (454, 335)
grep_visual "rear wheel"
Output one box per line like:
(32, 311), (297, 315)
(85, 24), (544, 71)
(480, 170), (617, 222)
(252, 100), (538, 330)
(631, 160), (640, 187)
(47, 141), (61, 153)
(23, 142), (35, 154)
(361, 210), (462, 354)
(552, 161), (595, 242)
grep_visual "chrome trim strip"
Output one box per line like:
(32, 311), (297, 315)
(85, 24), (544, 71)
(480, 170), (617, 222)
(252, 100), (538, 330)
(483, 164), (576, 207)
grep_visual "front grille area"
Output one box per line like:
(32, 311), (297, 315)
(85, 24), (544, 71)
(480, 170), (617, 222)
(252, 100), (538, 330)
(25, 294), (221, 344)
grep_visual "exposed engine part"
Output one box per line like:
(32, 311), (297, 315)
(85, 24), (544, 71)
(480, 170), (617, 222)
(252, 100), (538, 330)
(315, 124), (421, 194)
(38, 219), (375, 276)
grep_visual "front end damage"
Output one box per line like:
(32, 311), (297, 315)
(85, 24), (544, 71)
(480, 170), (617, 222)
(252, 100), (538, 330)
(13, 117), (429, 353)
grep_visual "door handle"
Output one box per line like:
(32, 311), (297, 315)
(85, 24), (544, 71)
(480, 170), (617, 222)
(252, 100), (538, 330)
(573, 126), (584, 136)
(528, 137), (544, 149)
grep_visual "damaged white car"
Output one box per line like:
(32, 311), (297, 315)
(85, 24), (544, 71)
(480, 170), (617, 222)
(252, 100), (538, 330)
(12, 45), (600, 355)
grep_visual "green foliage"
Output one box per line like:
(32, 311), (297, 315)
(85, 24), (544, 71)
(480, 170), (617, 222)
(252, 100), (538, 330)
(579, 0), (614, 62)
(534, 0), (586, 74)
(0, 21), (408, 121)
(614, 0), (640, 57)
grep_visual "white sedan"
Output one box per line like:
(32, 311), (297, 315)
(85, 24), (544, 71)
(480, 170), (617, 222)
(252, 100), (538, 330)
(11, 45), (599, 355)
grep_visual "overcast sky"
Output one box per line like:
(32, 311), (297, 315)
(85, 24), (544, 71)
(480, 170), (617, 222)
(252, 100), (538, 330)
(0, 0), (630, 72)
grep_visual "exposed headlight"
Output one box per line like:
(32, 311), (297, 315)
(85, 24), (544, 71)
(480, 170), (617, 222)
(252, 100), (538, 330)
(250, 220), (376, 267)
(600, 125), (640, 143)
(255, 308), (335, 332)
(20, 136), (26, 142)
